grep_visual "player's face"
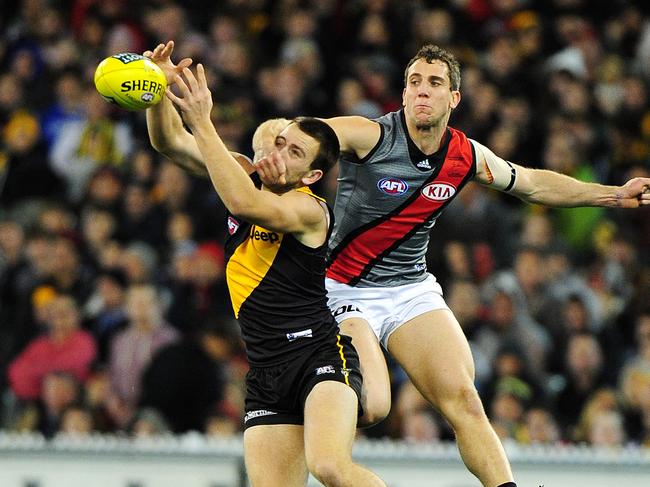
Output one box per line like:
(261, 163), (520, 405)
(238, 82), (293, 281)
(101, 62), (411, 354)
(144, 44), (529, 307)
(403, 59), (460, 130)
(273, 124), (321, 187)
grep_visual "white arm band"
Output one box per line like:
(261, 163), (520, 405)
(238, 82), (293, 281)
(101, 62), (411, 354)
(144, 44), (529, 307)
(471, 139), (517, 192)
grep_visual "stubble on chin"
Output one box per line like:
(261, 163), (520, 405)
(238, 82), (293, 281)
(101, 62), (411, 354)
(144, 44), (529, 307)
(415, 121), (436, 130)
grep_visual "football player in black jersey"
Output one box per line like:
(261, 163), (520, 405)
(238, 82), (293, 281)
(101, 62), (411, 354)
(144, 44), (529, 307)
(146, 41), (385, 487)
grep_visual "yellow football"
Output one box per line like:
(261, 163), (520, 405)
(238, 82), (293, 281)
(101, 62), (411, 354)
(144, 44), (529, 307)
(94, 53), (167, 111)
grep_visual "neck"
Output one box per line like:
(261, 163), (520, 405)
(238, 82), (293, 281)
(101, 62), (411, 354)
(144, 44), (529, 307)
(405, 113), (449, 155)
(261, 183), (295, 195)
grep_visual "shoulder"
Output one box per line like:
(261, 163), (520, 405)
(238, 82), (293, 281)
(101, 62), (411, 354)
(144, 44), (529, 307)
(283, 188), (328, 221)
(285, 188), (330, 246)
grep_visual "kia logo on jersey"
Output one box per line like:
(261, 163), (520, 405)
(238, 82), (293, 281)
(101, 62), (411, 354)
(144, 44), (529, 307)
(421, 182), (456, 201)
(377, 177), (408, 195)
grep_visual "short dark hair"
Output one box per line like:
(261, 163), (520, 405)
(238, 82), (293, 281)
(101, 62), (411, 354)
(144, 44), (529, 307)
(292, 117), (340, 175)
(404, 44), (461, 91)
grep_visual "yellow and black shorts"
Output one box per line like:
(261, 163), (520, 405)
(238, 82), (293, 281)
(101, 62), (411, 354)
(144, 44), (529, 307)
(243, 334), (363, 429)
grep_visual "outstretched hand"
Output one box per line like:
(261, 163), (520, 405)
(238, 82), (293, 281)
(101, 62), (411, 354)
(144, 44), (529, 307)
(143, 40), (192, 86)
(617, 177), (650, 208)
(165, 65), (213, 129)
(256, 152), (288, 189)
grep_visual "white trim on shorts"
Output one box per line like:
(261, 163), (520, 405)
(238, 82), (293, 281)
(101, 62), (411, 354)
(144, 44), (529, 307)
(325, 274), (450, 348)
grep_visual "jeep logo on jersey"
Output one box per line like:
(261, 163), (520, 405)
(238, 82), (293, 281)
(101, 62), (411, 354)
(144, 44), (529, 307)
(250, 228), (279, 243)
(421, 182), (456, 201)
(377, 177), (408, 195)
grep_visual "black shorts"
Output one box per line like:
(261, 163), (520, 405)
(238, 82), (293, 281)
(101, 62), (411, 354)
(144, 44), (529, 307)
(243, 334), (363, 429)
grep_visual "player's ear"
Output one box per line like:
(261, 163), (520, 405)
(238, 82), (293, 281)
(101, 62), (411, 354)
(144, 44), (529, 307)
(402, 88), (407, 107)
(450, 90), (461, 110)
(301, 169), (323, 186)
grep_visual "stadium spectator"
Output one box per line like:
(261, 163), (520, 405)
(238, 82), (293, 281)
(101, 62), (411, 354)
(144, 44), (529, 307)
(49, 85), (133, 202)
(28, 371), (83, 438)
(519, 408), (561, 445)
(0, 109), (63, 208)
(58, 404), (95, 438)
(166, 241), (230, 334)
(139, 321), (228, 433)
(8, 294), (96, 401)
(620, 312), (650, 443)
(84, 268), (129, 363)
(108, 284), (179, 410)
(555, 333), (610, 435)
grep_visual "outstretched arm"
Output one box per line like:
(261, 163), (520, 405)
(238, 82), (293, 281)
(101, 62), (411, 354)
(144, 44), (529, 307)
(144, 42), (208, 176)
(166, 66), (325, 235)
(472, 140), (650, 208)
(144, 41), (256, 177)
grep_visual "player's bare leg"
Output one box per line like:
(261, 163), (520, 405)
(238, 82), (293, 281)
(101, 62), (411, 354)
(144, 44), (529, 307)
(244, 425), (308, 487)
(304, 381), (386, 487)
(387, 309), (514, 487)
(339, 317), (391, 426)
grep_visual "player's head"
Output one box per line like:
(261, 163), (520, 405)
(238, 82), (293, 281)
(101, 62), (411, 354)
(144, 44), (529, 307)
(402, 44), (461, 130)
(257, 116), (339, 192)
(292, 117), (339, 175)
(404, 44), (461, 91)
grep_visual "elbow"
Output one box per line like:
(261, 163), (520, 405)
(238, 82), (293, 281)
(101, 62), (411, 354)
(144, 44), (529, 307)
(148, 131), (179, 156)
(149, 138), (171, 156)
(519, 188), (541, 204)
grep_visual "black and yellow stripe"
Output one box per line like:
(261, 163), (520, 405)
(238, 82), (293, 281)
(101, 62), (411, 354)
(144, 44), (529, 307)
(336, 334), (351, 386)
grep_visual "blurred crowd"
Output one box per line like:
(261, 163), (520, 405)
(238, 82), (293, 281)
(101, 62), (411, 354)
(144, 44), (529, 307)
(0, 0), (649, 449)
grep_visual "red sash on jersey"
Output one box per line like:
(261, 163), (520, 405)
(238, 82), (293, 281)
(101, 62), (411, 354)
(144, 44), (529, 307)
(327, 128), (475, 285)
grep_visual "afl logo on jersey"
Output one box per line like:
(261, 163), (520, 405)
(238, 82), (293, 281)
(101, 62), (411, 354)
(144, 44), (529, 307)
(227, 216), (240, 235)
(421, 182), (456, 201)
(377, 177), (408, 195)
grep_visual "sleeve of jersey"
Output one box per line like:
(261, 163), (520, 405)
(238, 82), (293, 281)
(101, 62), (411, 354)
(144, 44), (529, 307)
(470, 139), (517, 192)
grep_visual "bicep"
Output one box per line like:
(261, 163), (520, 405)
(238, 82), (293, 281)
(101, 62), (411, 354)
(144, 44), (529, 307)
(322, 116), (381, 156)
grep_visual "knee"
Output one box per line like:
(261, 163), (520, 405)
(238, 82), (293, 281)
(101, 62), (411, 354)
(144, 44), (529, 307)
(307, 457), (348, 487)
(439, 384), (487, 424)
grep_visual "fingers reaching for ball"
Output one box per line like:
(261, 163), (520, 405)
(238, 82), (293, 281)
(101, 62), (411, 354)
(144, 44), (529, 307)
(142, 40), (193, 86)
(165, 65), (213, 128)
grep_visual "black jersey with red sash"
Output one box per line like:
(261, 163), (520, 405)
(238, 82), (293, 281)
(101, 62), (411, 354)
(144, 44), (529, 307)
(224, 182), (339, 366)
(327, 109), (476, 287)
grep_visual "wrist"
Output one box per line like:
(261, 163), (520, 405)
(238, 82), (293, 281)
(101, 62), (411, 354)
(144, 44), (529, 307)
(598, 185), (626, 207)
(188, 116), (213, 136)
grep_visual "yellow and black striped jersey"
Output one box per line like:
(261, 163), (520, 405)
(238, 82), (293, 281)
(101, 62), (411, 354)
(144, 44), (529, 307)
(224, 185), (338, 366)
